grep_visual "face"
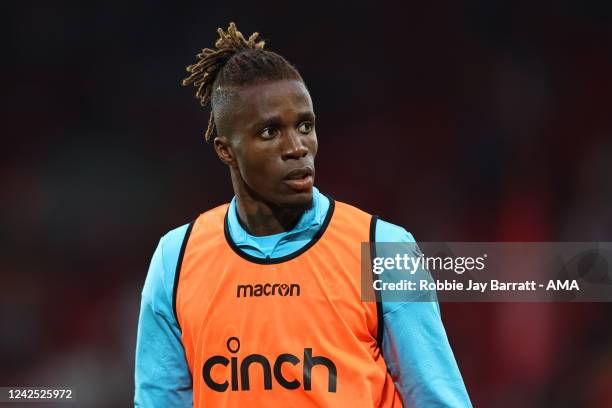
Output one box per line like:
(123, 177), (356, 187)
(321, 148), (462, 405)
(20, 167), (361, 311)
(214, 79), (317, 208)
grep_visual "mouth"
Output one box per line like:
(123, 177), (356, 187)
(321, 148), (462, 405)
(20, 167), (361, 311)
(283, 167), (314, 191)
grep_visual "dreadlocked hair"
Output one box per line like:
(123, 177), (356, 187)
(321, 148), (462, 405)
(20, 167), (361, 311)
(182, 22), (304, 141)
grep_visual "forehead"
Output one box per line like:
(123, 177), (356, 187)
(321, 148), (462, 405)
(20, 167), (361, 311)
(231, 80), (313, 128)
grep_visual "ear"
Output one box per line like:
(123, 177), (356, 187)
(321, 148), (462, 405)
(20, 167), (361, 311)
(213, 136), (237, 167)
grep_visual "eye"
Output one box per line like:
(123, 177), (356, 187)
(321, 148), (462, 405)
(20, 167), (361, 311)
(260, 126), (279, 140)
(298, 121), (313, 134)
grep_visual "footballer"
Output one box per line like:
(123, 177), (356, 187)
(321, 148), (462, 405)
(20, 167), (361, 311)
(134, 22), (471, 407)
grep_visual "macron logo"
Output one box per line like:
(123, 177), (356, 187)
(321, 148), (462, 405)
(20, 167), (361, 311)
(236, 283), (300, 298)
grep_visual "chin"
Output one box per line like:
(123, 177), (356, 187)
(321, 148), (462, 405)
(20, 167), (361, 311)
(278, 190), (313, 210)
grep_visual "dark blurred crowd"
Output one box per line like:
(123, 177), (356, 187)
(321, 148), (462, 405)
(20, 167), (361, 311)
(2, 1), (611, 406)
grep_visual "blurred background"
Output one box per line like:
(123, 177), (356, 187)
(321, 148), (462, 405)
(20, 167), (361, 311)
(2, 1), (612, 406)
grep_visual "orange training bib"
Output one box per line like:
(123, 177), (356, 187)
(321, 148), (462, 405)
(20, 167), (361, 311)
(174, 197), (402, 407)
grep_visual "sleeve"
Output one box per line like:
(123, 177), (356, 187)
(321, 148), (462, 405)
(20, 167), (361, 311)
(376, 219), (472, 408)
(134, 224), (193, 407)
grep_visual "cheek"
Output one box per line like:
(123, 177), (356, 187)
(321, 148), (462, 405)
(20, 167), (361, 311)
(309, 133), (318, 157)
(237, 145), (278, 184)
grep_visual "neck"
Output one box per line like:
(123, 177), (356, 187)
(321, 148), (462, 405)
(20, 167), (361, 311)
(235, 197), (306, 236)
(232, 175), (309, 236)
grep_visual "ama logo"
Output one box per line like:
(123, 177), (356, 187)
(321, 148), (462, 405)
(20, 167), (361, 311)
(203, 337), (337, 392)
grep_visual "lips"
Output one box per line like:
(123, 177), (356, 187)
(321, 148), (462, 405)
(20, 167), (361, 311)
(284, 167), (313, 180)
(283, 167), (314, 191)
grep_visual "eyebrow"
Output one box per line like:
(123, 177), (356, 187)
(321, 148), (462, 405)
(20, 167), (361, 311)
(251, 111), (315, 131)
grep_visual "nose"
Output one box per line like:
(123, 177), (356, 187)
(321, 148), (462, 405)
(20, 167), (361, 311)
(281, 130), (308, 161)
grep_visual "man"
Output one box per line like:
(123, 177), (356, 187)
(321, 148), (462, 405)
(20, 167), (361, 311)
(135, 22), (471, 407)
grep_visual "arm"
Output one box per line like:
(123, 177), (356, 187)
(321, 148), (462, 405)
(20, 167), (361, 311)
(376, 219), (472, 407)
(135, 224), (193, 407)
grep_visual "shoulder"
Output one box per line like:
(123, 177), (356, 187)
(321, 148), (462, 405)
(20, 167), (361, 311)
(158, 201), (231, 259)
(330, 198), (417, 243)
(158, 223), (192, 272)
(141, 222), (192, 314)
(331, 199), (373, 226)
(374, 217), (417, 243)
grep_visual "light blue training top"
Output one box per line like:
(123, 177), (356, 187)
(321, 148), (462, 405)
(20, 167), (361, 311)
(134, 186), (472, 407)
